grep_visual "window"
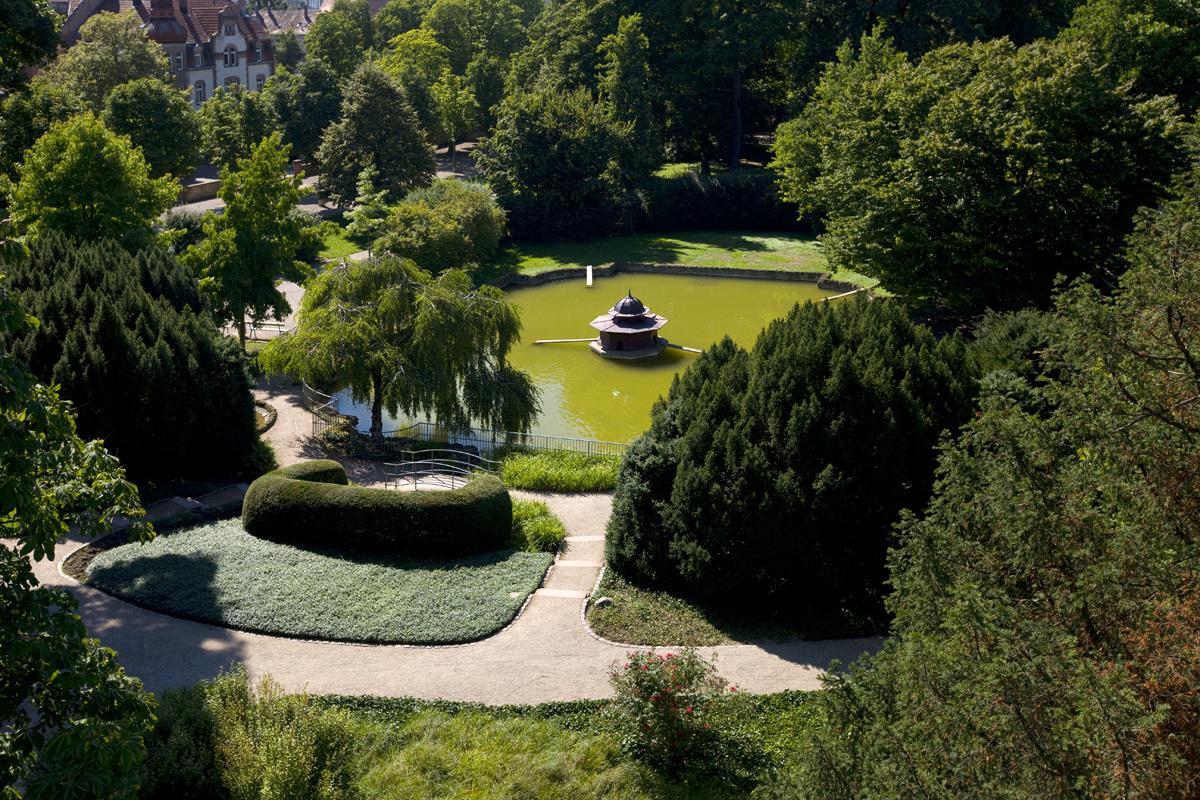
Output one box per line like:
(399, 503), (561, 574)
(255, 73), (265, 91)
(194, 47), (202, 66)
(224, 76), (239, 87)
(223, 22), (234, 35)
(223, 46), (238, 67)
(174, 53), (182, 70)
(254, 44), (262, 62)
(194, 81), (206, 106)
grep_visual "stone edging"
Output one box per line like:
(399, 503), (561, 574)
(55, 530), (552, 651)
(255, 400), (278, 434)
(490, 262), (864, 296)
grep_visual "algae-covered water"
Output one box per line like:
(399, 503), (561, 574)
(342, 272), (837, 443)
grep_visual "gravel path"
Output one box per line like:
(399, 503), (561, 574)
(32, 385), (879, 703)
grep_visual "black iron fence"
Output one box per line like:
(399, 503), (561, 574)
(301, 384), (630, 459)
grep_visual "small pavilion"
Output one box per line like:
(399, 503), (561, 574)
(589, 291), (668, 359)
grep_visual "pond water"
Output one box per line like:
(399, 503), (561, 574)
(339, 272), (838, 443)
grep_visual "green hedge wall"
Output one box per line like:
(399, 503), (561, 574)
(242, 460), (512, 556)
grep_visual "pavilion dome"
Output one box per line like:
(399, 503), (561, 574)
(612, 292), (646, 317)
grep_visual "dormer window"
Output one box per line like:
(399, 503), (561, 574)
(224, 46), (238, 67)
(254, 44), (262, 62)
(193, 47), (202, 66)
(223, 22), (234, 35)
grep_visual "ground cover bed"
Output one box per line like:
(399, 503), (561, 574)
(585, 570), (865, 646)
(86, 499), (561, 644)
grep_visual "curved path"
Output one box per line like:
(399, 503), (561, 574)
(28, 384), (879, 704)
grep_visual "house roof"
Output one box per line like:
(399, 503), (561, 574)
(67, 0), (271, 46)
(252, 7), (314, 35)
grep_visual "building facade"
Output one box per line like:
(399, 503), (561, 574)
(62, 0), (276, 107)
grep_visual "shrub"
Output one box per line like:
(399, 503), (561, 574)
(241, 460), (513, 556)
(141, 668), (365, 800)
(499, 450), (620, 492)
(607, 649), (730, 774)
(606, 297), (976, 629)
(512, 499), (568, 552)
(635, 168), (805, 233)
(373, 179), (506, 273)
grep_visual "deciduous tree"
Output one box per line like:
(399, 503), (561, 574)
(197, 83), (275, 168)
(184, 133), (310, 348)
(260, 255), (538, 437)
(772, 32), (1183, 314)
(0, 0), (59, 92)
(432, 68), (477, 167)
(6, 113), (176, 247)
(103, 77), (200, 178)
(305, 0), (372, 79)
(47, 10), (169, 109)
(263, 58), (342, 163)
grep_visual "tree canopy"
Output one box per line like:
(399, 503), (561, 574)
(184, 132), (310, 348)
(263, 59), (343, 163)
(607, 296), (976, 627)
(102, 78), (200, 179)
(772, 32), (1184, 315)
(0, 75), (83, 183)
(260, 255), (538, 437)
(305, 0), (373, 80)
(196, 83), (275, 169)
(316, 60), (434, 206)
(771, 160), (1200, 799)
(47, 11), (169, 109)
(476, 85), (635, 239)
(0, 0), (59, 93)
(6, 113), (177, 248)
(0, 263), (157, 799)
(2, 232), (269, 481)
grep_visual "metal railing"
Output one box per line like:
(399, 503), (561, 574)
(383, 448), (502, 491)
(301, 383), (630, 459)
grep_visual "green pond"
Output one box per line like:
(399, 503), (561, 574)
(342, 273), (837, 443)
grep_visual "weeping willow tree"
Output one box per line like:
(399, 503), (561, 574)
(261, 255), (539, 437)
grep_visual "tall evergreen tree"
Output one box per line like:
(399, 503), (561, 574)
(1, 233), (267, 481)
(607, 297), (977, 627)
(0, 263), (156, 799)
(770, 161), (1200, 800)
(316, 61), (435, 206)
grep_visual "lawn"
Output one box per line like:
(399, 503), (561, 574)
(503, 230), (828, 276)
(319, 225), (370, 261)
(87, 517), (554, 644)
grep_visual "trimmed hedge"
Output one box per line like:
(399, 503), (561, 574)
(242, 460), (512, 556)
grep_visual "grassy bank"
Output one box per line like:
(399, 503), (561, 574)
(503, 230), (827, 275)
(500, 450), (621, 492)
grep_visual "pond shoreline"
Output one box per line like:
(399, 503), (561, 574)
(490, 261), (863, 294)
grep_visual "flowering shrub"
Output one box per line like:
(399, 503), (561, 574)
(607, 648), (731, 772)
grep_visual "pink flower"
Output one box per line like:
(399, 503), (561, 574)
(729, 685), (737, 692)
(685, 706), (693, 714)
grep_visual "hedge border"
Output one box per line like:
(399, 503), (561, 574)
(241, 460), (513, 557)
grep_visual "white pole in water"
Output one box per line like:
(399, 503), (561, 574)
(586, 264), (593, 287)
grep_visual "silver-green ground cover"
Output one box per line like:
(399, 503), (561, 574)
(87, 519), (553, 644)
